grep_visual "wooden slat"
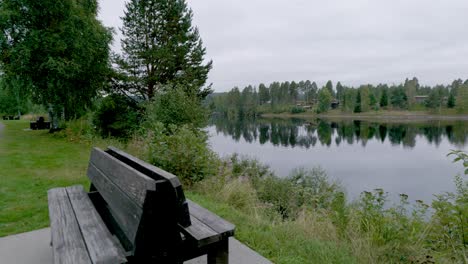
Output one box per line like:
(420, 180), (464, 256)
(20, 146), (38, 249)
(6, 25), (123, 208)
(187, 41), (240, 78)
(89, 148), (156, 206)
(107, 146), (181, 188)
(181, 215), (221, 248)
(48, 188), (92, 264)
(88, 163), (143, 243)
(106, 146), (192, 228)
(66, 185), (127, 264)
(187, 200), (235, 236)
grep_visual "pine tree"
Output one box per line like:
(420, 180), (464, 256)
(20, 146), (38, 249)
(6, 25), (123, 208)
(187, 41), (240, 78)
(115, 0), (212, 100)
(354, 90), (362, 113)
(380, 89), (389, 108)
(447, 93), (456, 108)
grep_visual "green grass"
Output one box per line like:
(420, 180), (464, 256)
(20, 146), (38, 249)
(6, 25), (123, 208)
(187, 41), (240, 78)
(0, 120), (357, 263)
(187, 192), (357, 264)
(0, 121), (92, 237)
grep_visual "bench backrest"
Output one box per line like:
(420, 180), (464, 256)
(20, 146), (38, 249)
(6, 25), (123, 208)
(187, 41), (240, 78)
(87, 147), (190, 261)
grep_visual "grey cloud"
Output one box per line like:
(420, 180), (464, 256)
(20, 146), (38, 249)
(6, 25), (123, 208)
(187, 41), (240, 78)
(99, 0), (468, 91)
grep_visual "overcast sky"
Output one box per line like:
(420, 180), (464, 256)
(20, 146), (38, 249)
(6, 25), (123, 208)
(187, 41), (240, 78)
(98, 0), (468, 92)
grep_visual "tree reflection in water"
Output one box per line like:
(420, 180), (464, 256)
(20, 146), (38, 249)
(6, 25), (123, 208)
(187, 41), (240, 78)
(210, 117), (468, 149)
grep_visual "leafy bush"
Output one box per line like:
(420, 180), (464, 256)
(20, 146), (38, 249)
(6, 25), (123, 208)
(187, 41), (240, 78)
(290, 106), (305, 114)
(144, 123), (218, 184)
(145, 88), (207, 128)
(93, 94), (141, 138)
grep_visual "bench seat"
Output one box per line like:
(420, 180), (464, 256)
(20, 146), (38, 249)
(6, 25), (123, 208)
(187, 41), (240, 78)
(48, 185), (127, 264)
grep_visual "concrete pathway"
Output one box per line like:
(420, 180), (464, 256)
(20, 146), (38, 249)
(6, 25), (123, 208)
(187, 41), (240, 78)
(0, 228), (272, 264)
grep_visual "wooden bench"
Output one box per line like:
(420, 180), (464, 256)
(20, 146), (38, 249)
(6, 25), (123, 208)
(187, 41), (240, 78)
(48, 147), (235, 263)
(30, 116), (51, 130)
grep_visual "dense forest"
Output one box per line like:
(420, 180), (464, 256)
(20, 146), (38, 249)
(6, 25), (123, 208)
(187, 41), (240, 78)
(209, 78), (468, 118)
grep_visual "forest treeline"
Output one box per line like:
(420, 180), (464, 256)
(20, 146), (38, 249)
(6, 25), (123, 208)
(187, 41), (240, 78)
(209, 78), (468, 118)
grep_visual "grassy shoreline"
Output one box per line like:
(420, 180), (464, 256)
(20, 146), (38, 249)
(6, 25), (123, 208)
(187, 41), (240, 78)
(1, 120), (466, 263)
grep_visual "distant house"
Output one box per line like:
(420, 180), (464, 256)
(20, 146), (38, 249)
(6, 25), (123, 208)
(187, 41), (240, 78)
(331, 100), (340, 109)
(414, 95), (429, 103)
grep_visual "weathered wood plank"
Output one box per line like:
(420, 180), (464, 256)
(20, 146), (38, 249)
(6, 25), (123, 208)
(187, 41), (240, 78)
(89, 148), (156, 206)
(48, 188), (92, 264)
(187, 200), (235, 236)
(107, 146), (181, 188)
(182, 215), (221, 248)
(106, 146), (192, 228)
(87, 163), (143, 244)
(66, 185), (127, 264)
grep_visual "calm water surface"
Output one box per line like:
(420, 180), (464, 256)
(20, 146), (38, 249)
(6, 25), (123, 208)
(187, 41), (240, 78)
(207, 118), (468, 203)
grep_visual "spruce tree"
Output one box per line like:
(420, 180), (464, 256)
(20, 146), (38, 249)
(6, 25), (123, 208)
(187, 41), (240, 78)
(116, 0), (212, 100)
(354, 90), (362, 113)
(380, 89), (389, 108)
(447, 93), (455, 108)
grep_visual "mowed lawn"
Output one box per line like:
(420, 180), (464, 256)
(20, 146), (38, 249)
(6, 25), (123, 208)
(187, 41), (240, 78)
(0, 121), (91, 237)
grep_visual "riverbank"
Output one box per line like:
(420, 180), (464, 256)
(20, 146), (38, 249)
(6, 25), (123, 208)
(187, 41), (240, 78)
(1, 120), (466, 263)
(261, 109), (468, 121)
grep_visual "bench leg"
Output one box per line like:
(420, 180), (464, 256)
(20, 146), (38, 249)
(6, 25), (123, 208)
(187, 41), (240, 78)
(207, 238), (229, 264)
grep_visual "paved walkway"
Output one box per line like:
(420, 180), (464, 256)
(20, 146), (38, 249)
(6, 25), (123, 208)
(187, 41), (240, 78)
(0, 228), (272, 264)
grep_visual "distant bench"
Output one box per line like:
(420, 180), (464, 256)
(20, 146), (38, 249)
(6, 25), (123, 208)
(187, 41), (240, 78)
(2, 115), (20, 120)
(30, 116), (51, 130)
(48, 147), (235, 263)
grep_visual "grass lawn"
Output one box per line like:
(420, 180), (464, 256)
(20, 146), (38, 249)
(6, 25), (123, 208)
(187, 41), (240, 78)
(0, 120), (355, 263)
(0, 121), (92, 237)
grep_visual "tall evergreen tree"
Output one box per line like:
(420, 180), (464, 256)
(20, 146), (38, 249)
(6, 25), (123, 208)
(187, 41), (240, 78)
(380, 89), (389, 108)
(325, 80), (334, 98)
(447, 93), (456, 108)
(115, 0), (212, 100)
(258, 83), (270, 105)
(336, 81), (344, 101)
(354, 90), (362, 113)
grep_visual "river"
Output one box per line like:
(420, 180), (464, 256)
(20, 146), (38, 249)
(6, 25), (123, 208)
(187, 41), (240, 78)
(207, 117), (468, 203)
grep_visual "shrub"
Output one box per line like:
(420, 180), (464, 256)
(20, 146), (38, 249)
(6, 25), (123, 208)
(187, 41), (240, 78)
(145, 88), (207, 128)
(93, 94), (141, 138)
(145, 123), (218, 184)
(290, 106), (305, 114)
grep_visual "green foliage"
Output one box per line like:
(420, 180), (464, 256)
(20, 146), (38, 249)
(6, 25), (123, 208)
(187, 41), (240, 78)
(145, 88), (207, 128)
(144, 123), (218, 184)
(456, 84), (468, 114)
(317, 88), (332, 113)
(0, 0), (112, 120)
(290, 106), (305, 114)
(390, 87), (408, 109)
(0, 77), (31, 115)
(380, 89), (389, 108)
(93, 94), (141, 138)
(425, 86), (445, 112)
(360, 85), (371, 112)
(447, 93), (456, 108)
(354, 90), (362, 113)
(342, 88), (357, 113)
(325, 80), (335, 98)
(404, 78), (418, 108)
(115, 0), (212, 100)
